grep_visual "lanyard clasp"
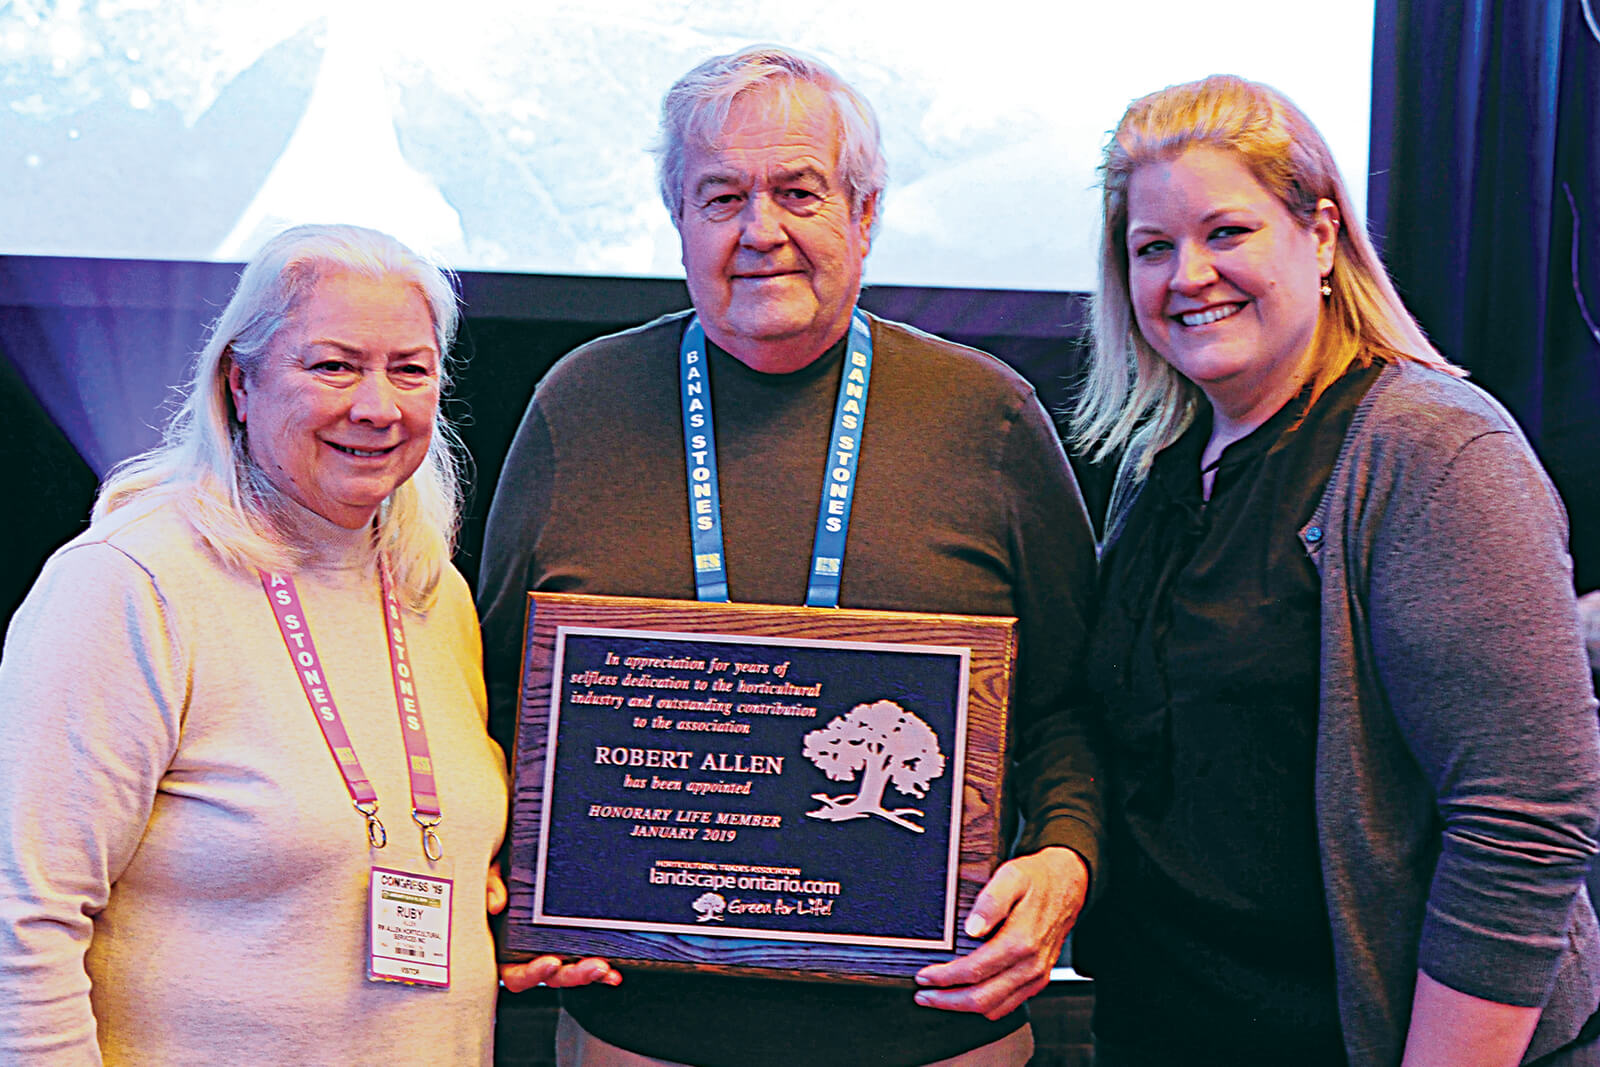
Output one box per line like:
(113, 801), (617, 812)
(355, 800), (387, 849)
(413, 812), (444, 862)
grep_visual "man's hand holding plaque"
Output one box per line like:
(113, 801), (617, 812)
(488, 862), (620, 992)
(913, 846), (1090, 1019)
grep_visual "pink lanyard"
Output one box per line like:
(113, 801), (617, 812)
(260, 556), (444, 860)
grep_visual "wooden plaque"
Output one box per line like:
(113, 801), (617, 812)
(499, 593), (1017, 985)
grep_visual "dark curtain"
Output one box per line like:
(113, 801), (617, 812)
(1369, 0), (1600, 590)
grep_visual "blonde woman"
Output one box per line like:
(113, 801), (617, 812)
(1074, 76), (1600, 1066)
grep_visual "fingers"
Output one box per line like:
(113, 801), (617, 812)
(499, 956), (622, 993)
(486, 869), (622, 993)
(914, 920), (1056, 1018)
(486, 862), (508, 916)
(911, 848), (1089, 1018)
(500, 956), (559, 993)
(962, 859), (1028, 939)
(554, 958), (623, 989)
(918, 914), (1032, 988)
(1578, 590), (1600, 665)
(918, 959), (1053, 1019)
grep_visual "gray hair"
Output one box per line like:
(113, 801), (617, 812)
(654, 45), (887, 233)
(95, 223), (465, 610)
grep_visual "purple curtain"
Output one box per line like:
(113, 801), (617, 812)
(0, 256), (240, 477)
(1369, 0), (1600, 589)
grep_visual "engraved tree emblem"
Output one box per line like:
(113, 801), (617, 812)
(802, 699), (946, 833)
(692, 892), (725, 922)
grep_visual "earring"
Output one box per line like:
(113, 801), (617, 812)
(1320, 277), (1333, 299)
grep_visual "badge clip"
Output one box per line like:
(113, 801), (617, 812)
(356, 800), (387, 849)
(414, 812), (443, 861)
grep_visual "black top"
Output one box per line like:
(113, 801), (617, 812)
(1078, 362), (1382, 1064)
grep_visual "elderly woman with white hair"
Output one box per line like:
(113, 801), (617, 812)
(0, 224), (512, 1064)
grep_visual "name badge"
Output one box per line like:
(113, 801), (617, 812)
(369, 864), (453, 988)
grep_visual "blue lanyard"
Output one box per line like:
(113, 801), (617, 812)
(678, 310), (874, 607)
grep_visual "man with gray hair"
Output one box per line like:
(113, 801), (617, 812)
(479, 45), (1100, 1065)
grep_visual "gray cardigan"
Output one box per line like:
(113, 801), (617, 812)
(1115, 359), (1600, 1064)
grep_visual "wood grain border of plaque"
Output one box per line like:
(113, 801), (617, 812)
(500, 592), (1017, 985)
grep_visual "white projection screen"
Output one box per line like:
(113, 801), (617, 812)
(0, 0), (1374, 292)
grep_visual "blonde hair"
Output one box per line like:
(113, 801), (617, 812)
(1075, 74), (1462, 483)
(95, 224), (464, 611)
